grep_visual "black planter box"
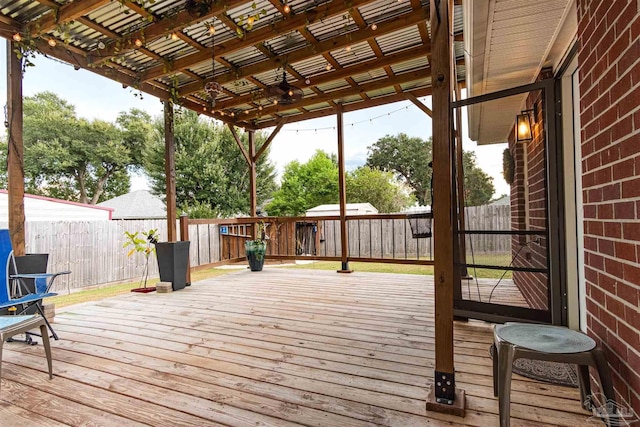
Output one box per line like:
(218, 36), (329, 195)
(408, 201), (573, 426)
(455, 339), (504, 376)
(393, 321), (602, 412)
(1, 253), (49, 315)
(155, 241), (190, 291)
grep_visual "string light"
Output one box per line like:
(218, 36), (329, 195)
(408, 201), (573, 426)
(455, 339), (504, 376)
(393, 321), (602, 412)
(258, 105), (263, 111)
(171, 32), (179, 41)
(48, 38), (57, 47)
(371, 23), (378, 31)
(283, 2), (291, 13)
(97, 41), (106, 49)
(305, 78), (311, 85)
(345, 45), (351, 52)
(282, 99), (429, 133)
(273, 99), (278, 105)
(134, 38), (143, 47)
(209, 25), (216, 35)
(12, 33), (22, 42)
(326, 63), (332, 71)
(247, 16), (255, 25)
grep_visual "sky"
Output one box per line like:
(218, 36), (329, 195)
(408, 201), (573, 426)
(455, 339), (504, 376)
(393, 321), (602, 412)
(0, 42), (510, 200)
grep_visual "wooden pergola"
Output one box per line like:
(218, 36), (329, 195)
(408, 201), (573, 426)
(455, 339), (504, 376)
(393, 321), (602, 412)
(2, 0), (464, 414)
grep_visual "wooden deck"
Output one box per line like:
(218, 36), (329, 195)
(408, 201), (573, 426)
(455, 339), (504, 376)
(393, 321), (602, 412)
(1, 268), (596, 426)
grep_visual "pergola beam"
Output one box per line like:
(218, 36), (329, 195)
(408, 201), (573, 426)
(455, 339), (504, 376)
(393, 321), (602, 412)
(214, 46), (431, 110)
(251, 87), (435, 129)
(228, 125), (251, 166)
(27, 0), (110, 37)
(177, 8), (428, 97)
(90, 0), (247, 66)
(406, 93), (433, 117)
(143, 0), (379, 83)
(242, 69), (430, 122)
(254, 119), (288, 162)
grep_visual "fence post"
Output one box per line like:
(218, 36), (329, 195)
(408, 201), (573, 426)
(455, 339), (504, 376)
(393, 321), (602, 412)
(179, 214), (191, 285)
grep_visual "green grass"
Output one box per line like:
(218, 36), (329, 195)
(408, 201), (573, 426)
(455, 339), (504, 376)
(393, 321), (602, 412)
(49, 267), (233, 309)
(286, 254), (513, 279)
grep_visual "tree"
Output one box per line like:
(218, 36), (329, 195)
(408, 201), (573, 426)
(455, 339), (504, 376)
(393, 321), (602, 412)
(366, 133), (433, 205)
(145, 109), (276, 217)
(346, 166), (414, 213)
(267, 150), (339, 216)
(3, 92), (148, 204)
(462, 151), (495, 206)
(366, 133), (495, 206)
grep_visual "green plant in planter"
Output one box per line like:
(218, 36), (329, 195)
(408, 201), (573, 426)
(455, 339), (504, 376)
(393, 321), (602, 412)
(245, 221), (267, 272)
(123, 229), (159, 290)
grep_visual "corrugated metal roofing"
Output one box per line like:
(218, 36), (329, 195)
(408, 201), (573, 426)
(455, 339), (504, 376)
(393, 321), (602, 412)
(1, 0), (465, 128)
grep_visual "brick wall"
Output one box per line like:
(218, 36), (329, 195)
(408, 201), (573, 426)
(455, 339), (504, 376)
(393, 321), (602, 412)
(577, 0), (640, 414)
(510, 86), (550, 311)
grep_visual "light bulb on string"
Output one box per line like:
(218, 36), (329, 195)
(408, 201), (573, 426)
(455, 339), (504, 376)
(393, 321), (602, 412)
(48, 38), (57, 47)
(134, 38), (143, 47)
(209, 25), (216, 35)
(171, 32), (179, 41)
(12, 33), (22, 42)
(371, 23), (377, 31)
(305, 78), (311, 85)
(345, 45), (351, 52)
(283, 2), (291, 13)
(326, 63), (332, 71)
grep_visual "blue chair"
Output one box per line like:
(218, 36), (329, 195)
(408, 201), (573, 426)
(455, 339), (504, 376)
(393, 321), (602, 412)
(0, 230), (70, 341)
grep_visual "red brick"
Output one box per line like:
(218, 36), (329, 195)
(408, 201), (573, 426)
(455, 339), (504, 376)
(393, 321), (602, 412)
(601, 273), (619, 295)
(585, 236), (598, 251)
(600, 306), (618, 330)
(588, 252), (605, 270)
(605, 257), (624, 278)
(618, 39), (640, 75)
(606, 329), (628, 358)
(610, 70), (632, 101)
(609, 27), (632, 64)
(598, 203), (614, 219)
(613, 1), (637, 36)
(618, 321), (640, 351)
(617, 84), (640, 118)
(617, 280), (639, 302)
(619, 133), (640, 158)
(612, 158), (635, 180)
(630, 61), (640, 87)
(591, 316), (608, 341)
(584, 204), (597, 218)
(615, 241), (638, 262)
(632, 14), (640, 40)
(623, 222), (640, 240)
(611, 115), (633, 141)
(602, 183), (621, 201)
(623, 263), (640, 285)
(604, 221), (622, 238)
(589, 220), (604, 236)
(586, 265), (599, 283)
(601, 146), (620, 165)
(614, 201), (635, 219)
(622, 177), (640, 198)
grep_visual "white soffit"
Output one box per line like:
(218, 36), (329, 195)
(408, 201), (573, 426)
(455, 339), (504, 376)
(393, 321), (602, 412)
(464, 0), (576, 145)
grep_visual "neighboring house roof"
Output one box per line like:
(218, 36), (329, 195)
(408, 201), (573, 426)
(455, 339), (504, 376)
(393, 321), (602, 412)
(97, 190), (166, 220)
(306, 203), (379, 216)
(0, 190), (113, 221)
(489, 195), (510, 206)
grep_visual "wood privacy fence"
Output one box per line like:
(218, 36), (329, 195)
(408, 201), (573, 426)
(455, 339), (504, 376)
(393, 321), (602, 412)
(3, 205), (510, 292)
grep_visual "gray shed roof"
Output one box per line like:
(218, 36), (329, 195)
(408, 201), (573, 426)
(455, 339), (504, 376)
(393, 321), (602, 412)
(98, 190), (166, 220)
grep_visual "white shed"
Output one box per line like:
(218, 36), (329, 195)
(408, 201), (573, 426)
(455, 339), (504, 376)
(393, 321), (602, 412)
(306, 203), (379, 217)
(0, 190), (113, 221)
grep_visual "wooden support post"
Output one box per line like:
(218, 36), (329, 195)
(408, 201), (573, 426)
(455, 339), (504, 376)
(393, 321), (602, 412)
(336, 103), (351, 273)
(248, 130), (257, 218)
(426, 0), (465, 416)
(179, 214), (191, 285)
(406, 93), (433, 117)
(164, 101), (177, 242)
(227, 124), (251, 166)
(7, 41), (25, 256)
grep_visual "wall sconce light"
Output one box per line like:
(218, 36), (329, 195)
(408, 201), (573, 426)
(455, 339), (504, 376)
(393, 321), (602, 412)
(516, 109), (534, 143)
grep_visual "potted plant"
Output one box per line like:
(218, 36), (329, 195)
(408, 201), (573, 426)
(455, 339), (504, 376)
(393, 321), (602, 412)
(245, 221), (267, 271)
(123, 229), (159, 293)
(154, 238), (191, 291)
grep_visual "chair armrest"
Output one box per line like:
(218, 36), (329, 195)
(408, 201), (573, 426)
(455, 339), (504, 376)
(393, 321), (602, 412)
(11, 271), (71, 294)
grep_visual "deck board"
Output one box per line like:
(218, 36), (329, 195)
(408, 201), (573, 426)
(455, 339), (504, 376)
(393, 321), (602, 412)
(1, 269), (597, 426)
